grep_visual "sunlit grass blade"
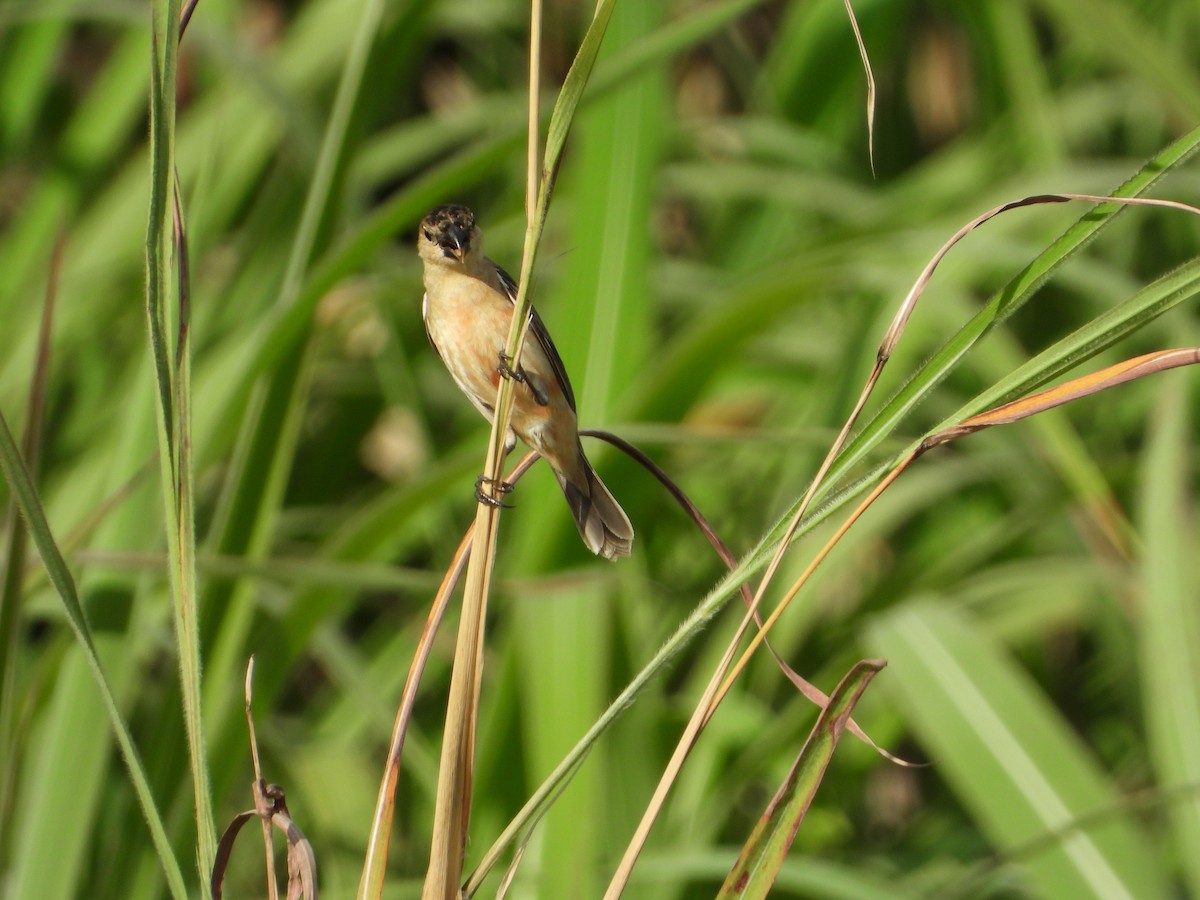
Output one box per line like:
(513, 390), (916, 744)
(710, 141), (1200, 591)
(718, 659), (884, 899)
(1137, 379), (1200, 896)
(866, 602), (1168, 897)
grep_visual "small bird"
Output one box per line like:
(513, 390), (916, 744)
(417, 204), (634, 560)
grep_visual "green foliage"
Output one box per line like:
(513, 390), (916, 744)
(1, 0), (1198, 897)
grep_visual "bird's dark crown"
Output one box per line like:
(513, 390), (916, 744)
(421, 204), (476, 256)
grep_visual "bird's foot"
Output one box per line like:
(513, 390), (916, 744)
(497, 352), (526, 384)
(475, 475), (515, 508)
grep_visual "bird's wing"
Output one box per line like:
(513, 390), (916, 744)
(492, 260), (577, 413)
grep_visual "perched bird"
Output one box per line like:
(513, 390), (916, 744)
(417, 204), (634, 560)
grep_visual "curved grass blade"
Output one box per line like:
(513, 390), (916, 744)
(828, 125), (1200, 490)
(0, 409), (187, 898)
(718, 660), (885, 899)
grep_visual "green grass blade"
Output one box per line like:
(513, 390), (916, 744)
(947, 256), (1200, 422)
(1138, 378), (1200, 896)
(831, 124), (1200, 487)
(146, 0), (215, 883)
(866, 602), (1169, 898)
(718, 659), (884, 899)
(0, 408), (187, 898)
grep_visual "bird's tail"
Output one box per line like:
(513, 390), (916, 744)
(556, 448), (634, 560)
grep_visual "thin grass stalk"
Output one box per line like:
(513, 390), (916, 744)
(423, 8), (547, 889)
(841, 0), (875, 172)
(360, 453), (538, 900)
(423, 5), (616, 896)
(244, 659), (278, 900)
(526, 2), (541, 223)
(147, 0), (215, 882)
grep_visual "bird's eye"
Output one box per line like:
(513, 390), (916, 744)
(423, 228), (433, 241)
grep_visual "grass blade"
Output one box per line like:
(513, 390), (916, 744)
(424, 4), (616, 898)
(718, 659), (884, 898)
(146, 0), (215, 882)
(1138, 378), (1200, 896)
(0, 408), (187, 897)
(867, 602), (1168, 897)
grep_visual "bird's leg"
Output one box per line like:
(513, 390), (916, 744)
(497, 352), (526, 384)
(475, 474), (515, 508)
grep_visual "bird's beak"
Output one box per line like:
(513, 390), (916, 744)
(440, 225), (469, 260)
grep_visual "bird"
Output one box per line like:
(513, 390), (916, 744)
(417, 203), (634, 560)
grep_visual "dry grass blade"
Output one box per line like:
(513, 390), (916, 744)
(279, 809), (319, 900)
(359, 453), (538, 900)
(607, 191), (1200, 893)
(842, 0), (876, 173)
(212, 811), (256, 900)
(928, 348), (1200, 445)
(743, 192), (1200, 675)
(179, 0), (201, 36)
(718, 660), (886, 899)
(211, 658), (319, 900)
(423, 3), (616, 897)
(716, 347), (1200, 711)
(211, 791), (319, 900)
(583, 430), (903, 760)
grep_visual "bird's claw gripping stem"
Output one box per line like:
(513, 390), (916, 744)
(475, 475), (514, 508)
(497, 352), (525, 384)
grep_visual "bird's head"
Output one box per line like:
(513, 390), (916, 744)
(418, 204), (480, 264)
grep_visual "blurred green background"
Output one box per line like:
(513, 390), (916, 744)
(1, 0), (1199, 897)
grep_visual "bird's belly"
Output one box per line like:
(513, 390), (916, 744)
(426, 300), (509, 410)
(425, 291), (577, 462)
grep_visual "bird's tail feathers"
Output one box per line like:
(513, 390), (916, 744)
(557, 451), (633, 561)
